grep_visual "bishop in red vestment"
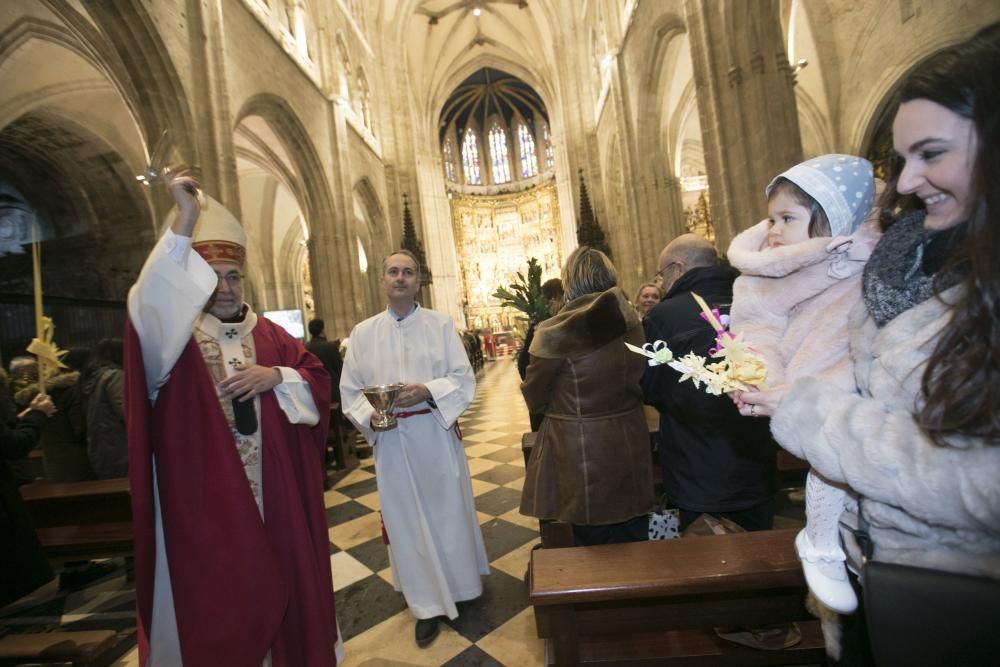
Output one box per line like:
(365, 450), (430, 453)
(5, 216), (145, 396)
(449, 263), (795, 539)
(125, 171), (341, 666)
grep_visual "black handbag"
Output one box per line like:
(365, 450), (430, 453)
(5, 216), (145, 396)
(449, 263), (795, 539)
(854, 503), (1000, 666)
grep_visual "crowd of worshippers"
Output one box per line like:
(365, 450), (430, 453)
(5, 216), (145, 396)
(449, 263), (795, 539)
(1, 22), (997, 666)
(517, 26), (999, 664)
(1, 340), (128, 599)
(2, 342), (127, 484)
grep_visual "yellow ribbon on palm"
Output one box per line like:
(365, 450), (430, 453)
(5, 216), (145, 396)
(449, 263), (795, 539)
(25, 220), (66, 394)
(690, 292), (768, 392)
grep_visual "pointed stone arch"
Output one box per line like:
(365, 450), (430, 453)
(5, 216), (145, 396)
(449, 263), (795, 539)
(0, 10), (166, 303)
(335, 31), (354, 102)
(0, 10), (191, 225)
(632, 14), (690, 251)
(351, 177), (388, 315)
(234, 93), (337, 236)
(854, 31), (973, 157)
(233, 93), (338, 325)
(51, 1), (198, 172)
(0, 111), (149, 302)
(352, 177), (388, 242)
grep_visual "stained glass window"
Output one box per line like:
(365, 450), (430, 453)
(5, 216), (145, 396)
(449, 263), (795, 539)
(443, 135), (457, 182)
(462, 128), (481, 184)
(541, 121), (555, 170)
(488, 122), (511, 184)
(518, 123), (538, 178)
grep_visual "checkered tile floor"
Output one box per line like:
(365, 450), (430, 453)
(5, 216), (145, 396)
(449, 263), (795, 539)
(0, 568), (138, 666)
(0, 357), (543, 666)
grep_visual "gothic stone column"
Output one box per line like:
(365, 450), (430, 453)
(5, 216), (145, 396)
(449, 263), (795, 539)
(684, 0), (802, 249)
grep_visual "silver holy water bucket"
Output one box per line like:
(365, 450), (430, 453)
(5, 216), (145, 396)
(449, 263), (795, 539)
(362, 383), (405, 431)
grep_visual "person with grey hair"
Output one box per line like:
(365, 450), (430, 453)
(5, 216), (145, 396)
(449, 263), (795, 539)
(340, 250), (487, 649)
(642, 235), (778, 533)
(519, 247), (654, 545)
(125, 170), (341, 666)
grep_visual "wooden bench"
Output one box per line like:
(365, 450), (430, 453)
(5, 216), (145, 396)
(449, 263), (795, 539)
(776, 449), (810, 488)
(325, 402), (360, 488)
(20, 478), (131, 527)
(529, 528), (824, 665)
(26, 449), (45, 479)
(0, 630), (118, 666)
(19, 478), (133, 562)
(32, 522), (135, 561)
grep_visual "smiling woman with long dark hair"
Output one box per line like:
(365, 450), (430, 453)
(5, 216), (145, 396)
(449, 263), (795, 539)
(898, 41), (1000, 448)
(739, 25), (1000, 665)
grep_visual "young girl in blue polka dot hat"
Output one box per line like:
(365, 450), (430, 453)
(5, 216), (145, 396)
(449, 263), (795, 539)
(726, 154), (879, 625)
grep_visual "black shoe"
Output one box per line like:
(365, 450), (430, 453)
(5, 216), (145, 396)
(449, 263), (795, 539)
(415, 616), (444, 648)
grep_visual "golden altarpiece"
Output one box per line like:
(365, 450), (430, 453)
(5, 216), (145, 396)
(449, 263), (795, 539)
(450, 179), (562, 332)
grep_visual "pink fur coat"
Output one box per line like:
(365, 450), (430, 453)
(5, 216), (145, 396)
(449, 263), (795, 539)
(726, 219), (881, 390)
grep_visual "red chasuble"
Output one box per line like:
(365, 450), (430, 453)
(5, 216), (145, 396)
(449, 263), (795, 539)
(125, 316), (337, 666)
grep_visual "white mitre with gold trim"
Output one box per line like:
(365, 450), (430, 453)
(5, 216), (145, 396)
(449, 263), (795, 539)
(180, 195), (247, 266)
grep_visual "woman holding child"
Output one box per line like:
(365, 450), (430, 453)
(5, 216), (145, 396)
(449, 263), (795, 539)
(737, 27), (1000, 664)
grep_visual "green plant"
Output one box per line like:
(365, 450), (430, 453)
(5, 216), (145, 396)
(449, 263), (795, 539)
(491, 257), (550, 324)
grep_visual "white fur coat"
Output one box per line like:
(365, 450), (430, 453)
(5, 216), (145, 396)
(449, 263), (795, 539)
(771, 288), (1000, 579)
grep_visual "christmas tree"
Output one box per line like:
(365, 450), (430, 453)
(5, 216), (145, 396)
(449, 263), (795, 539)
(576, 169), (612, 258)
(401, 193), (432, 285)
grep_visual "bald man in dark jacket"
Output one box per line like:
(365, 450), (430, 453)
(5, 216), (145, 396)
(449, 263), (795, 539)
(641, 235), (777, 532)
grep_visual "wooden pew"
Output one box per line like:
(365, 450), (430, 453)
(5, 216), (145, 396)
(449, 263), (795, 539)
(0, 630), (119, 667)
(776, 449), (810, 488)
(529, 528), (825, 665)
(26, 448), (45, 479)
(325, 402), (360, 488)
(19, 478), (133, 562)
(20, 478), (131, 527)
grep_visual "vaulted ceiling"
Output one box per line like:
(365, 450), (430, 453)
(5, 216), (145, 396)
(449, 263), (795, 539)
(388, 0), (567, 121)
(438, 67), (548, 143)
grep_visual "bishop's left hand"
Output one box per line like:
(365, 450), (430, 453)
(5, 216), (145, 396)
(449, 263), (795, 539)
(219, 364), (282, 401)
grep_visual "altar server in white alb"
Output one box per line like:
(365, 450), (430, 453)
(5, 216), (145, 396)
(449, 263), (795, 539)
(340, 249), (488, 649)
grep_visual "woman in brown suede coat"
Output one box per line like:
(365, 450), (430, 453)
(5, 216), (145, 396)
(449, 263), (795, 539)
(519, 247), (654, 545)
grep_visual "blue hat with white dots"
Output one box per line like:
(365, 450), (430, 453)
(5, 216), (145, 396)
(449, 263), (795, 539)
(766, 154), (875, 237)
